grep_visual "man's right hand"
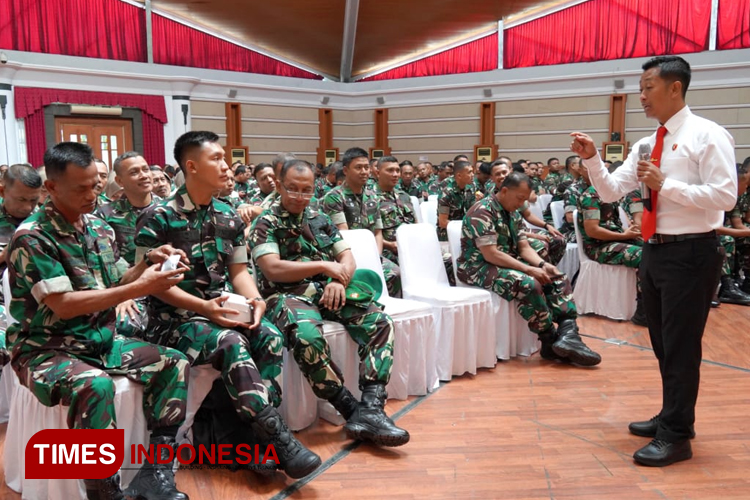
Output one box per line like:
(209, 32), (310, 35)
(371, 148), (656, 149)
(527, 266), (552, 285)
(570, 132), (598, 160)
(136, 264), (188, 295)
(322, 262), (351, 286)
(199, 296), (246, 328)
(623, 225), (641, 239)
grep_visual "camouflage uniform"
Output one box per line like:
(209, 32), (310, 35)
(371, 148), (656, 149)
(436, 177), (476, 241)
(7, 201), (189, 430)
(316, 180), (337, 200)
(0, 204), (26, 366)
(519, 201), (566, 265)
(246, 190), (273, 206)
(621, 189), (644, 224)
(322, 183), (401, 297)
(577, 185), (642, 290)
(374, 184), (416, 265)
(417, 175), (440, 198)
(529, 176), (543, 194)
(260, 190), (320, 212)
(135, 185), (285, 415)
(249, 200), (395, 400)
(218, 195), (243, 210)
(397, 179), (422, 199)
(456, 195), (577, 334)
(234, 180), (252, 200)
(95, 195), (160, 338)
(560, 178), (587, 243)
(720, 194), (749, 277)
(734, 193), (750, 277)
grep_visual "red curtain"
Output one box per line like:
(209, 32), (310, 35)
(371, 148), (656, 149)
(359, 33), (498, 82)
(504, 0), (711, 69)
(151, 14), (321, 79)
(0, 0), (146, 62)
(14, 87), (167, 167)
(718, 0), (750, 50)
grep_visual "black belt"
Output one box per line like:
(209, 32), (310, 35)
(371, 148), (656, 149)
(647, 231), (716, 245)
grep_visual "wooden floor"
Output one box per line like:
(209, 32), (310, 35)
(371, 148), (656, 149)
(1, 304), (750, 499)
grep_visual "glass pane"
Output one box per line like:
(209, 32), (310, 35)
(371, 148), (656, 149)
(80, 134), (88, 144)
(101, 141), (109, 151)
(110, 135), (117, 149)
(101, 135), (108, 143)
(111, 150), (118, 161)
(70, 134), (78, 142)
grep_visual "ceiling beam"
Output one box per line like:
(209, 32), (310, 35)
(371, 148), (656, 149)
(339, 0), (360, 82)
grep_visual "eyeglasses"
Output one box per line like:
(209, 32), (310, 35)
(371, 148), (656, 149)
(282, 184), (314, 200)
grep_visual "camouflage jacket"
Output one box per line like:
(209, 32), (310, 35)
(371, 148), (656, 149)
(437, 177), (476, 241)
(577, 185), (624, 253)
(544, 171), (574, 197)
(416, 175), (440, 197)
(218, 194), (243, 210)
(529, 176), (543, 194)
(95, 195), (160, 266)
(249, 199), (350, 298)
(7, 200), (129, 362)
(561, 178), (587, 235)
(0, 204), (26, 279)
(235, 181), (251, 198)
(135, 185), (247, 321)
(374, 185), (416, 243)
(321, 183), (383, 231)
(621, 189), (644, 221)
(247, 190), (274, 206)
(725, 192), (749, 226)
(315, 180), (337, 200)
(457, 195), (527, 275)
(397, 179), (422, 198)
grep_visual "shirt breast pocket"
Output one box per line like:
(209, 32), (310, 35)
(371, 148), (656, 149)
(662, 156), (692, 184)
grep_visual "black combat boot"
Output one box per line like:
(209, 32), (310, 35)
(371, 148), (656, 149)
(552, 319), (602, 366)
(741, 276), (750, 295)
(631, 296), (648, 326)
(328, 385), (359, 421)
(123, 436), (188, 500)
(84, 474), (123, 500)
(718, 275), (750, 305)
(250, 406), (321, 479)
(537, 327), (568, 362)
(343, 383), (410, 447)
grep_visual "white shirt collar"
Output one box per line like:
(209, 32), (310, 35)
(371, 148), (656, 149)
(663, 105), (691, 135)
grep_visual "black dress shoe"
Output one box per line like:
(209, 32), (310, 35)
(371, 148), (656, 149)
(628, 415), (696, 439)
(633, 438), (692, 467)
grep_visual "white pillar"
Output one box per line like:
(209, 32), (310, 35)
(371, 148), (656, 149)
(0, 83), (21, 166)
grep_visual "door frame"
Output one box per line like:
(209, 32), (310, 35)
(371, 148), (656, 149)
(44, 104), (144, 158)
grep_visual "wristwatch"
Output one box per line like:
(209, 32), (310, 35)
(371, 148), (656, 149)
(143, 249), (155, 266)
(537, 261), (546, 269)
(251, 297), (265, 303)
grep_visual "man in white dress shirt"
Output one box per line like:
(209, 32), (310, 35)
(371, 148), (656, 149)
(570, 55), (736, 467)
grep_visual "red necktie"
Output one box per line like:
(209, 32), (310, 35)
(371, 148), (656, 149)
(641, 126), (668, 241)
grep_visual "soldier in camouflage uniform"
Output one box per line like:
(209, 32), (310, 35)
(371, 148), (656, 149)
(233, 165), (253, 200)
(322, 147), (402, 297)
(95, 152), (162, 339)
(416, 161), (440, 199)
(7, 142), (191, 500)
(250, 158), (409, 447)
(716, 164), (750, 304)
(437, 160), (476, 241)
(621, 189), (645, 227)
(560, 176), (587, 243)
(457, 172), (601, 367)
(0, 164), (42, 367)
(150, 165), (173, 198)
(136, 132), (321, 479)
(577, 162), (645, 324)
(245, 163), (276, 206)
(315, 161), (342, 199)
(397, 161), (422, 198)
(373, 157), (417, 265)
(473, 162), (493, 197)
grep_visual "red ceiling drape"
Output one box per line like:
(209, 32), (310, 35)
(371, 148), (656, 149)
(359, 33), (498, 82)
(151, 14), (321, 79)
(717, 0), (750, 50)
(0, 0), (146, 62)
(504, 0), (711, 69)
(14, 87), (167, 167)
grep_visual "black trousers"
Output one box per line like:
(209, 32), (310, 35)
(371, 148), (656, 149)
(640, 237), (722, 442)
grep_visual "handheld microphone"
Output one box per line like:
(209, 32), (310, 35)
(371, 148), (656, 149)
(638, 143), (652, 211)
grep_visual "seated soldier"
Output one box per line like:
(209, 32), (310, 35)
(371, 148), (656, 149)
(473, 162), (492, 197)
(367, 158), (379, 190)
(0, 164), (42, 367)
(246, 163), (277, 205)
(216, 166), (243, 209)
(457, 172), (602, 367)
(8, 142), (191, 500)
(560, 174), (588, 243)
(577, 161), (645, 325)
(738, 157), (750, 294)
(716, 163), (750, 305)
(150, 165), (173, 198)
(249, 159), (409, 447)
(315, 161), (341, 199)
(322, 148), (401, 298)
(374, 156), (417, 265)
(542, 157), (563, 193)
(233, 164), (252, 200)
(621, 189), (645, 227)
(94, 158), (110, 205)
(436, 161), (454, 185)
(96, 152), (162, 338)
(397, 160), (422, 198)
(135, 131), (321, 479)
(437, 160), (475, 242)
(416, 161), (439, 199)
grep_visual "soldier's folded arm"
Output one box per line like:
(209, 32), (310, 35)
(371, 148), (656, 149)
(255, 253), (335, 283)
(478, 241), (537, 274)
(582, 217), (631, 241)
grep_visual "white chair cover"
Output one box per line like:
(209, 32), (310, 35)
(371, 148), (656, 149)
(619, 206), (630, 229)
(5, 376), (150, 499)
(446, 221), (538, 360)
(525, 202), (545, 230)
(176, 365), (221, 446)
(420, 200), (438, 228)
(572, 210), (637, 319)
(538, 194), (553, 211)
(0, 269), (15, 423)
(396, 224), (496, 380)
(550, 200), (565, 229)
(547, 201), (580, 276)
(427, 194), (438, 202)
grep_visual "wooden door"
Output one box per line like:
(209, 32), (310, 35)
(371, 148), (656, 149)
(55, 117), (134, 167)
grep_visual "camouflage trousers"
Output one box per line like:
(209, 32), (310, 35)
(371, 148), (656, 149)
(116, 297), (149, 339)
(527, 230), (566, 264)
(720, 234), (735, 277)
(585, 240), (642, 292)
(265, 289), (395, 400)
(160, 318), (284, 418)
(381, 255), (402, 298)
(11, 336), (189, 430)
(458, 264), (577, 334)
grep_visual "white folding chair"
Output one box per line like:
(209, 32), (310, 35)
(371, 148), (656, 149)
(0, 270), (16, 423)
(572, 210), (637, 319)
(410, 196), (423, 223)
(427, 194), (438, 202)
(396, 224), (496, 380)
(550, 201), (565, 229)
(619, 205), (630, 229)
(525, 201), (545, 230)
(446, 221), (538, 360)
(420, 200), (438, 228)
(538, 193), (553, 211)
(549, 201), (580, 277)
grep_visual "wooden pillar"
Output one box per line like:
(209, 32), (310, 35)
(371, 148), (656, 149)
(225, 103), (242, 147)
(373, 108), (391, 155)
(475, 102), (497, 161)
(609, 94), (627, 142)
(317, 108), (334, 165)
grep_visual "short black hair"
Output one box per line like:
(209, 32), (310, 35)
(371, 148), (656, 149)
(149, 165), (165, 174)
(738, 162), (749, 176)
(453, 160), (471, 175)
(280, 159), (313, 181)
(113, 151), (143, 175)
(254, 162), (273, 179)
(342, 147), (369, 167)
(377, 156), (399, 168)
(491, 158), (508, 168)
(565, 155), (579, 168)
(5, 163), (42, 189)
(478, 162), (492, 176)
(453, 154), (469, 162)
(44, 142), (95, 180)
(173, 131), (220, 169)
(547, 157), (559, 165)
(399, 160), (413, 167)
(501, 171), (531, 190)
(234, 165), (247, 175)
(642, 55), (691, 98)
(511, 163), (525, 173)
(741, 156), (750, 170)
